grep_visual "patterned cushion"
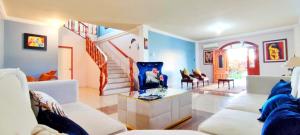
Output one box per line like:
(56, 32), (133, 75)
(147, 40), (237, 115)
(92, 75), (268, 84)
(145, 71), (159, 84)
(30, 90), (66, 117)
(146, 68), (159, 83)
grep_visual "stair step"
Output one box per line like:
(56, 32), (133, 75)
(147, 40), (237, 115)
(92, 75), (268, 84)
(106, 82), (130, 89)
(108, 67), (123, 70)
(108, 73), (128, 79)
(108, 69), (124, 74)
(103, 87), (130, 95)
(107, 61), (116, 64)
(108, 78), (129, 83)
(107, 63), (120, 67)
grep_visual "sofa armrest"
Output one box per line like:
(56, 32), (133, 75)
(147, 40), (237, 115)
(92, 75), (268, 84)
(246, 75), (291, 95)
(28, 80), (78, 104)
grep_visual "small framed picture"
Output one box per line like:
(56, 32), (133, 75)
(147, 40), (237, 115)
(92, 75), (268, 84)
(203, 50), (213, 65)
(263, 39), (287, 63)
(24, 33), (47, 50)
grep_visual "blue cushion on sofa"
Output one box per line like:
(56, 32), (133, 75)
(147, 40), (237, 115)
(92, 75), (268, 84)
(258, 94), (296, 122)
(262, 102), (300, 135)
(37, 109), (88, 135)
(267, 79), (291, 99)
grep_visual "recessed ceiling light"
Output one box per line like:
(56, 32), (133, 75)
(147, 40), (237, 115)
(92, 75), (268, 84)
(207, 22), (232, 35)
(47, 19), (65, 28)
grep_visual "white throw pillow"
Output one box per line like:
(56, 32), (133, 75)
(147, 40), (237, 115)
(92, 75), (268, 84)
(291, 67), (300, 98)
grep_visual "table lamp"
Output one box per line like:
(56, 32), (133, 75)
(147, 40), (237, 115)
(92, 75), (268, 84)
(284, 56), (300, 76)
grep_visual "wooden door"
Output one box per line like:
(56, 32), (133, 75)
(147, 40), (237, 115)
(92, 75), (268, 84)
(213, 49), (229, 83)
(247, 47), (260, 75)
(58, 46), (73, 80)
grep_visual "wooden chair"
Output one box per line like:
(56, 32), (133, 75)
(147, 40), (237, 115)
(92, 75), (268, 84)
(180, 70), (198, 88)
(192, 69), (209, 87)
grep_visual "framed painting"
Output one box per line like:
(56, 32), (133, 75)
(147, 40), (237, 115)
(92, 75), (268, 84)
(203, 50), (213, 65)
(263, 39), (287, 63)
(24, 33), (47, 50)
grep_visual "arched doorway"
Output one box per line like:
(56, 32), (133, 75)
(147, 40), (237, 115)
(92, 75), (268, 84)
(213, 41), (260, 85)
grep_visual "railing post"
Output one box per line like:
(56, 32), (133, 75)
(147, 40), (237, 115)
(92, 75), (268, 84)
(129, 58), (134, 92)
(99, 67), (103, 96)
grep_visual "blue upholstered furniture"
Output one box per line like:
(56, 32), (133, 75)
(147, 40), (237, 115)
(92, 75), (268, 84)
(137, 62), (168, 90)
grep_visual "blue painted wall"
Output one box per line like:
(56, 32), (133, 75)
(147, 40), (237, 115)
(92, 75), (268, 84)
(4, 20), (58, 77)
(148, 31), (196, 87)
(97, 26), (122, 37)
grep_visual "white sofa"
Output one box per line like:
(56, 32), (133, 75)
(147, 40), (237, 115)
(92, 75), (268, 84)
(0, 68), (207, 135)
(0, 69), (127, 135)
(198, 75), (291, 135)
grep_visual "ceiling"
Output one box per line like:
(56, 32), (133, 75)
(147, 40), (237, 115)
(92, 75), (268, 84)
(2, 0), (300, 40)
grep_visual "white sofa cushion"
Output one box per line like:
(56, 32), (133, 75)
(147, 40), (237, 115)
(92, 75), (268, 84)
(62, 102), (127, 135)
(117, 130), (209, 135)
(198, 109), (263, 135)
(0, 69), (38, 135)
(225, 92), (268, 114)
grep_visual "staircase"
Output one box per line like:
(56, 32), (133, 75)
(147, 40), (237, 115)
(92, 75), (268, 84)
(63, 19), (134, 95)
(104, 57), (131, 95)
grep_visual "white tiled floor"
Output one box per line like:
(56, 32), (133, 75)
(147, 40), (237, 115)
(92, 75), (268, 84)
(79, 87), (235, 115)
(79, 88), (118, 108)
(192, 93), (232, 113)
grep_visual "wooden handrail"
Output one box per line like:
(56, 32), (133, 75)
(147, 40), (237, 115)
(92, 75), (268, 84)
(86, 37), (108, 95)
(107, 40), (135, 92)
(108, 41), (130, 58)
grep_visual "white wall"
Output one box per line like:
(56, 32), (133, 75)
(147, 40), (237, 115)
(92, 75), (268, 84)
(0, 12), (4, 68)
(58, 27), (92, 87)
(107, 27), (145, 62)
(197, 29), (295, 80)
(197, 45), (214, 81)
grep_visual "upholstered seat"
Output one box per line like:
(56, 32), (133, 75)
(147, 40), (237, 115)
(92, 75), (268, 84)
(192, 69), (209, 86)
(198, 109), (263, 135)
(180, 70), (198, 88)
(137, 62), (168, 90)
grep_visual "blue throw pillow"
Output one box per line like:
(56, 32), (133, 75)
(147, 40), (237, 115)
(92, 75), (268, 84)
(258, 94), (296, 122)
(262, 102), (300, 135)
(37, 109), (88, 135)
(267, 79), (291, 99)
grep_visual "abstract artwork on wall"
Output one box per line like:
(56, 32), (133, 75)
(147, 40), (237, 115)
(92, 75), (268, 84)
(129, 38), (139, 50)
(204, 50), (213, 65)
(24, 33), (47, 50)
(263, 39), (287, 63)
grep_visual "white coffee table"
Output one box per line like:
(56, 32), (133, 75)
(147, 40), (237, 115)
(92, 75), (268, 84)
(118, 88), (192, 129)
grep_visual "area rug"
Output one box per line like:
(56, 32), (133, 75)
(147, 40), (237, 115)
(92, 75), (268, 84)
(192, 83), (246, 95)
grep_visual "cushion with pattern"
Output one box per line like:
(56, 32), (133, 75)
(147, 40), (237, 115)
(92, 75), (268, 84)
(30, 90), (66, 117)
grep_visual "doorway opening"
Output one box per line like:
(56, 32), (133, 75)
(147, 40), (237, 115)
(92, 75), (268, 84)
(213, 41), (260, 87)
(58, 46), (73, 80)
